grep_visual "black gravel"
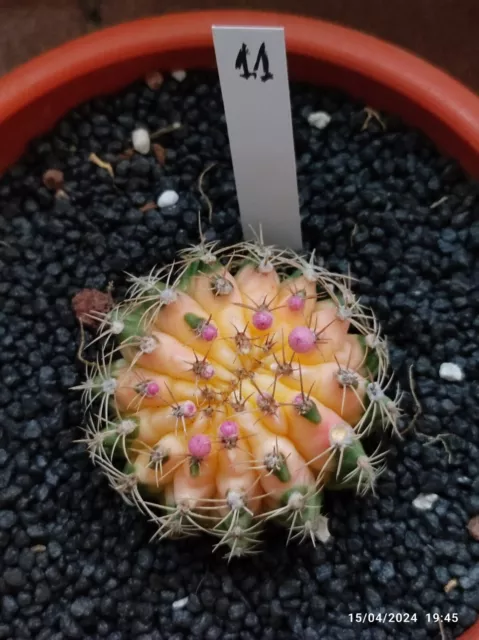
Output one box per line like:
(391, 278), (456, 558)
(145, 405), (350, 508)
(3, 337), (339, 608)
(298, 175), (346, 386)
(1, 70), (478, 640)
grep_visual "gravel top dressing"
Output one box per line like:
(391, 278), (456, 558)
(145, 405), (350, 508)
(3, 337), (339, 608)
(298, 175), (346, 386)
(0, 70), (479, 640)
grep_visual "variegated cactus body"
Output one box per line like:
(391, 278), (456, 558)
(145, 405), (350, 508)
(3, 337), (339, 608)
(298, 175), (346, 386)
(77, 240), (401, 559)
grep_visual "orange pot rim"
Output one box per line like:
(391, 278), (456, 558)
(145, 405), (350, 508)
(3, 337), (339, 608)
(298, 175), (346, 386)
(0, 10), (477, 118)
(1, 10), (479, 160)
(0, 11), (478, 637)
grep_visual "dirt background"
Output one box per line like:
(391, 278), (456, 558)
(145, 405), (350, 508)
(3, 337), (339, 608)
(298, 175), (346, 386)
(0, 0), (478, 92)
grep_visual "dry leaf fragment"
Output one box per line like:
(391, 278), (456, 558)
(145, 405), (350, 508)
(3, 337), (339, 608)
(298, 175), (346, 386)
(431, 195), (449, 210)
(150, 122), (182, 140)
(198, 162), (217, 222)
(72, 289), (113, 328)
(444, 578), (457, 593)
(89, 152), (114, 178)
(362, 107), (386, 132)
(152, 143), (166, 166)
(139, 202), (158, 213)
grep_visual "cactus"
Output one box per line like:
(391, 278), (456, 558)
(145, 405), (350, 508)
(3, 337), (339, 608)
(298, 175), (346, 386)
(76, 238), (401, 559)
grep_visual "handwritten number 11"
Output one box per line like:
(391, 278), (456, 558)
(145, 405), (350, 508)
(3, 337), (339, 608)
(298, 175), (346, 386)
(235, 43), (273, 82)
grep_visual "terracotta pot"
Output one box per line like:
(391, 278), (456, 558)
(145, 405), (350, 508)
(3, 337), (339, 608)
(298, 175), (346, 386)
(0, 10), (479, 178)
(0, 10), (477, 639)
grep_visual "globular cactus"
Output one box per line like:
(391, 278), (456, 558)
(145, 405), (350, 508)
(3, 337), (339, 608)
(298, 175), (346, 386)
(76, 237), (402, 559)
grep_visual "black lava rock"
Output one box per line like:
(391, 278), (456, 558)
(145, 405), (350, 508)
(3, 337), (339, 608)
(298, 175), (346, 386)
(0, 70), (478, 640)
(3, 567), (26, 590)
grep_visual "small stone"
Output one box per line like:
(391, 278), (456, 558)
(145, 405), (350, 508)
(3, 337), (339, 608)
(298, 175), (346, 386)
(1, 595), (18, 618)
(0, 625), (12, 640)
(157, 190), (179, 209)
(412, 493), (439, 510)
(34, 582), (51, 604)
(172, 597), (189, 610)
(433, 566), (449, 584)
(18, 549), (35, 572)
(404, 531), (420, 550)
(47, 541), (62, 560)
(172, 608), (193, 628)
(364, 586), (382, 608)
(434, 540), (458, 558)
(459, 566), (479, 589)
(72, 289), (112, 328)
(0, 486), (21, 507)
(457, 605), (477, 627)
(229, 602), (247, 621)
(469, 222), (479, 249)
(131, 156), (151, 177)
(370, 559), (396, 584)
(307, 111), (332, 130)
(22, 420), (41, 440)
(137, 548), (154, 570)
(468, 516), (479, 541)
(314, 565), (332, 582)
(27, 525), (48, 542)
(0, 510), (17, 529)
(145, 70), (164, 90)
(42, 169), (64, 191)
(279, 579), (301, 600)
(132, 128), (151, 155)
(439, 362), (464, 382)
(70, 596), (94, 618)
(171, 70), (187, 82)
(4, 568), (26, 590)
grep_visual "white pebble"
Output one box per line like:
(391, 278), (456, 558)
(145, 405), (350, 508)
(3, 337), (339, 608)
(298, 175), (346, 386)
(313, 515), (332, 543)
(439, 362), (464, 382)
(412, 493), (439, 511)
(172, 597), (189, 610)
(157, 190), (179, 209)
(171, 69), (187, 82)
(307, 111), (332, 130)
(131, 127), (150, 155)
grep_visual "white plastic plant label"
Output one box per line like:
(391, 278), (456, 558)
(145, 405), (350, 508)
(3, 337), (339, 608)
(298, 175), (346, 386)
(212, 26), (302, 249)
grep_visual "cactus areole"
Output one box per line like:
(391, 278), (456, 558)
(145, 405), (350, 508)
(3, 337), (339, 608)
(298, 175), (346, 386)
(77, 240), (401, 559)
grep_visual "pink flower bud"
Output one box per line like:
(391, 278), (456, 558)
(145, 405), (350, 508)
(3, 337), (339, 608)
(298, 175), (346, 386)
(293, 393), (305, 406)
(182, 401), (197, 418)
(144, 381), (160, 397)
(188, 434), (211, 459)
(287, 293), (306, 312)
(252, 310), (273, 331)
(200, 323), (218, 342)
(219, 420), (239, 439)
(201, 364), (215, 380)
(288, 326), (316, 353)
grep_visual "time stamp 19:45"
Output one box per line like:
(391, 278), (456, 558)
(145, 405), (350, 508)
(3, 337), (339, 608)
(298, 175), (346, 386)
(349, 613), (459, 624)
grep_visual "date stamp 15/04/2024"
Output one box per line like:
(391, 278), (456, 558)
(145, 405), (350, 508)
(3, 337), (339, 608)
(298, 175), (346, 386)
(349, 612), (459, 624)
